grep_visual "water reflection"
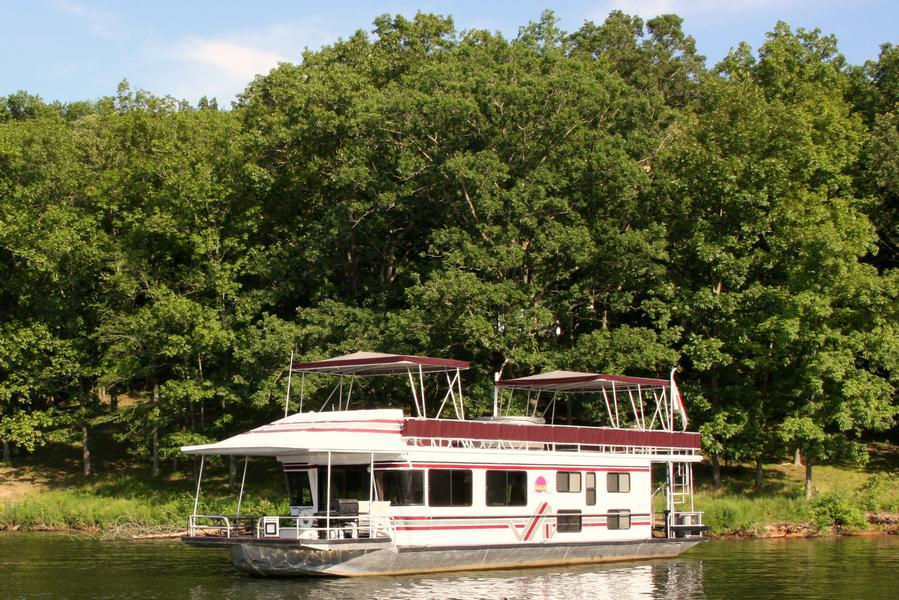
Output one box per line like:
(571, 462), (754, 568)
(4, 534), (899, 600)
(186, 560), (704, 600)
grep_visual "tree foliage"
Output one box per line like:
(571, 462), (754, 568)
(0, 13), (895, 488)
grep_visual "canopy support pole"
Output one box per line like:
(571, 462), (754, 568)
(612, 382), (620, 428)
(284, 349), (294, 418)
(345, 376), (354, 410)
(457, 368), (464, 420)
(418, 365), (426, 418)
(369, 452), (375, 536)
(192, 454), (205, 516)
(236, 456), (248, 519)
(407, 368), (421, 417)
(299, 373), (305, 413)
(326, 451), (332, 534)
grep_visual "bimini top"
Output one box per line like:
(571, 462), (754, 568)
(495, 370), (668, 393)
(292, 351), (469, 376)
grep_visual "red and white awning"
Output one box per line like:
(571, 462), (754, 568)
(495, 370), (668, 392)
(292, 351), (469, 376)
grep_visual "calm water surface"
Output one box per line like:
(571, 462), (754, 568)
(1, 533), (897, 599)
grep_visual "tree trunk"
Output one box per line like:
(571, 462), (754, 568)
(805, 460), (813, 499)
(229, 455), (237, 491)
(151, 381), (160, 478)
(110, 390), (118, 412)
(754, 458), (763, 492)
(712, 453), (722, 489)
(82, 424), (91, 477)
(793, 448), (801, 466)
(2, 440), (10, 462)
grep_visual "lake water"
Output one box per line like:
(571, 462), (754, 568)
(1, 533), (898, 599)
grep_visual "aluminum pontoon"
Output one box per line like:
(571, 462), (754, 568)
(181, 352), (707, 576)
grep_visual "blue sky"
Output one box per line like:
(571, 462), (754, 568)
(2, 1), (896, 105)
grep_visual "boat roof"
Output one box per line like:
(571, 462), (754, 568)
(291, 351), (469, 376)
(495, 370), (668, 393)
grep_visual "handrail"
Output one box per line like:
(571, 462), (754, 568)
(404, 435), (700, 457)
(187, 512), (395, 542)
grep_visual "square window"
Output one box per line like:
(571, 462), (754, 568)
(557, 509), (582, 533)
(607, 472), (630, 493)
(486, 470), (528, 506)
(557, 471), (582, 493)
(608, 509), (631, 530)
(428, 469), (472, 507)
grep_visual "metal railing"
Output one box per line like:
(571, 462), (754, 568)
(404, 435), (700, 458)
(656, 510), (705, 538)
(187, 513), (395, 542)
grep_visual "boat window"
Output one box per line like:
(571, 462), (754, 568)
(608, 509), (631, 530)
(556, 471), (582, 493)
(285, 470), (313, 506)
(317, 465), (371, 507)
(557, 509), (582, 533)
(607, 472), (630, 493)
(486, 470), (527, 506)
(586, 472), (596, 506)
(428, 469), (472, 507)
(374, 469), (424, 506)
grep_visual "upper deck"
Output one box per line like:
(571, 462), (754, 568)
(181, 409), (700, 461)
(182, 352), (701, 461)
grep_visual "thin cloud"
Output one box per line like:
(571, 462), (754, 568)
(178, 38), (286, 82)
(141, 19), (339, 103)
(51, 0), (126, 41)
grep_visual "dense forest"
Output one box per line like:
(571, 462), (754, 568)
(0, 12), (896, 492)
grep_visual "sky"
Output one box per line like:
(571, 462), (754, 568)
(1, 1), (896, 105)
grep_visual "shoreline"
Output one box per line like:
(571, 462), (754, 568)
(2, 515), (897, 541)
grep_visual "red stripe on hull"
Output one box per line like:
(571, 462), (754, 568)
(374, 462), (648, 472)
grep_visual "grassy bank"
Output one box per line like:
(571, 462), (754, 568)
(0, 452), (289, 537)
(692, 444), (899, 536)
(2, 443), (898, 538)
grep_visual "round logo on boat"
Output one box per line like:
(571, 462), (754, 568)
(534, 475), (547, 493)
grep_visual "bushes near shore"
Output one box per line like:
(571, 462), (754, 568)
(0, 467), (289, 536)
(696, 472), (899, 536)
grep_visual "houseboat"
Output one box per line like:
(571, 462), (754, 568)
(181, 352), (707, 576)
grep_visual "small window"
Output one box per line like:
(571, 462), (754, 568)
(557, 509), (582, 533)
(374, 470), (425, 506)
(607, 472), (630, 493)
(586, 472), (596, 506)
(428, 469), (472, 507)
(608, 509), (631, 530)
(557, 471), (582, 493)
(486, 470), (528, 506)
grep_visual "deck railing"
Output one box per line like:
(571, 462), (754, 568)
(655, 510), (706, 538)
(404, 435), (700, 458)
(187, 513), (395, 542)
